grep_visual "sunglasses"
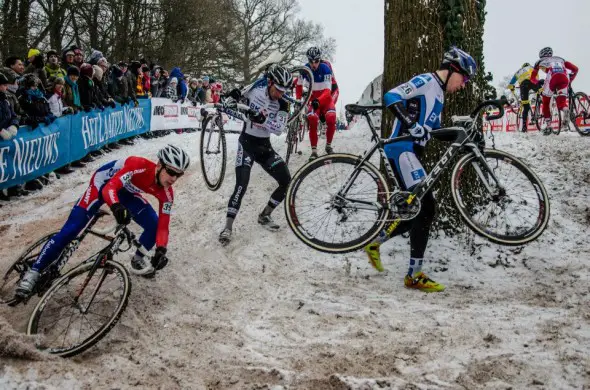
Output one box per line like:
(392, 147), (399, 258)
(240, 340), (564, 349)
(310, 59), (320, 64)
(163, 165), (184, 178)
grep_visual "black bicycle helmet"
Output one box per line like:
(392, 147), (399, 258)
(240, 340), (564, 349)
(306, 47), (322, 61)
(539, 47), (553, 58)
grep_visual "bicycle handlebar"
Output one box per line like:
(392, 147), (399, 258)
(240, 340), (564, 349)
(470, 98), (505, 121)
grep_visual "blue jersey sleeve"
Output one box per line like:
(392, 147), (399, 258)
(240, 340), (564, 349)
(384, 75), (429, 107)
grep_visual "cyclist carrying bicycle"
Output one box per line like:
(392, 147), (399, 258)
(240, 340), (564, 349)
(16, 145), (190, 298)
(507, 63), (543, 132)
(363, 47), (477, 293)
(532, 47), (578, 133)
(296, 47), (340, 160)
(218, 64), (293, 245)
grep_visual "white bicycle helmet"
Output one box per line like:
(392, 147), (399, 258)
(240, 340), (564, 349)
(539, 47), (553, 58)
(157, 144), (190, 172)
(266, 64), (293, 90)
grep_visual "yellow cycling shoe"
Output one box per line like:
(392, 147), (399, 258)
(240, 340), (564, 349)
(364, 242), (384, 272)
(404, 272), (445, 292)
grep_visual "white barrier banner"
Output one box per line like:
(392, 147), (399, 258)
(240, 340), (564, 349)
(150, 98), (203, 131)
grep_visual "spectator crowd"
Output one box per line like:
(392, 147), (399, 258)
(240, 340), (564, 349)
(0, 46), (224, 201)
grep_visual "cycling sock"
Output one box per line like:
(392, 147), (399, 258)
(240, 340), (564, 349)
(225, 217), (234, 231)
(408, 257), (423, 276)
(261, 205), (274, 216)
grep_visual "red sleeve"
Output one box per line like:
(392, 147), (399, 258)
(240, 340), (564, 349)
(530, 68), (539, 84)
(155, 188), (173, 247)
(101, 157), (142, 206)
(296, 84), (303, 100)
(565, 61), (578, 81)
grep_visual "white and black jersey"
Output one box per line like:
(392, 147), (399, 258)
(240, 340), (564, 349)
(242, 77), (290, 138)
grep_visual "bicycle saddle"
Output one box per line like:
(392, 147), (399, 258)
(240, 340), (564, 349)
(345, 104), (383, 115)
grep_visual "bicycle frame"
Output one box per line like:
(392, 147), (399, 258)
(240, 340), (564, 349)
(335, 109), (504, 218)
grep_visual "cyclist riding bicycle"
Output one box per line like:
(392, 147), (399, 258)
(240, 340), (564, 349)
(296, 47), (340, 160)
(16, 145), (190, 298)
(218, 64), (293, 245)
(507, 63), (543, 132)
(363, 47), (477, 292)
(531, 47), (578, 133)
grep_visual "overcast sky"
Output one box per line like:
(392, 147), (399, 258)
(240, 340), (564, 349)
(297, 0), (589, 110)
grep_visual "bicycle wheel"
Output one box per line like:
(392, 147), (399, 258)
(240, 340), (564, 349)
(27, 259), (131, 357)
(571, 92), (590, 136)
(551, 98), (561, 135)
(284, 121), (297, 166)
(285, 154), (391, 253)
(200, 114), (227, 191)
(288, 66), (313, 124)
(0, 231), (58, 304)
(451, 149), (550, 246)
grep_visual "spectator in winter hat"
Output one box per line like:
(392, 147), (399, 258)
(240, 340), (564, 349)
(107, 64), (127, 104)
(0, 73), (19, 141)
(73, 47), (84, 68)
(18, 74), (55, 128)
(92, 65), (115, 109)
(27, 49), (41, 64)
(78, 63), (101, 111)
(87, 49), (105, 66)
(200, 75), (212, 103)
(62, 48), (76, 71)
(47, 77), (73, 117)
(63, 66), (81, 112)
(150, 66), (162, 97)
(0, 70), (21, 115)
(188, 78), (202, 105)
(24, 51), (48, 92)
(164, 77), (178, 101)
(44, 50), (66, 80)
(169, 67), (187, 101)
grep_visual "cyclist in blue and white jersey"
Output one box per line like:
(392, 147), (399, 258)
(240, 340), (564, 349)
(363, 47), (477, 292)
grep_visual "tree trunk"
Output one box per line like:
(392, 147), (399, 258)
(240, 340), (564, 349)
(383, 0), (490, 235)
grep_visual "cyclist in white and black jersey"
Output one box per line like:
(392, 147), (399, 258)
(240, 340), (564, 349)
(218, 64), (293, 245)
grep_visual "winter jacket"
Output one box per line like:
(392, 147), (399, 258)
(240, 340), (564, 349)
(188, 87), (202, 104)
(169, 68), (187, 100)
(63, 76), (81, 110)
(78, 75), (101, 110)
(47, 92), (66, 117)
(44, 64), (67, 80)
(108, 66), (130, 104)
(24, 60), (48, 92)
(0, 92), (19, 130)
(164, 85), (178, 101)
(5, 90), (22, 117)
(124, 70), (137, 102)
(18, 89), (55, 128)
(94, 78), (114, 107)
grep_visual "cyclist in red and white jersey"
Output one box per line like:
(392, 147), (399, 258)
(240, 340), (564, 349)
(296, 47), (340, 160)
(16, 145), (190, 298)
(531, 47), (578, 132)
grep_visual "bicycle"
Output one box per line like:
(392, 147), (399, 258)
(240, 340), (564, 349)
(534, 92), (562, 135)
(27, 224), (138, 357)
(199, 65), (314, 191)
(284, 100), (550, 254)
(566, 86), (590, 136)
(0, 210), (115, 306)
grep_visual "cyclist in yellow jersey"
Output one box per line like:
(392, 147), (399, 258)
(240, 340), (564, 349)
(506, 63), (543, 132)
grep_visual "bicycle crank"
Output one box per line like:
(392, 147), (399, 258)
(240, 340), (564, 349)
(389, 191), (421, 221)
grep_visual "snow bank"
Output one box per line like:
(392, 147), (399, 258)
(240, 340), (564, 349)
(0, 123), (588, 389)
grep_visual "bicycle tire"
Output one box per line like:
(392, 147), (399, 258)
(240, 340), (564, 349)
(551, 97), (561, 135)
(451, 149), (550, 246)
(0, 231), (58, 304)
(285, 154), (390, 253)
(200, 114), (227, 191)
(285, 121), (297, 166)
(288, 66), (313, 125)
(27, 259), (131, 358)
(571, 92), (590, 136)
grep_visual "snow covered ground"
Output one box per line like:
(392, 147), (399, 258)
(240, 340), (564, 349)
(0, 121), (589, 390)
